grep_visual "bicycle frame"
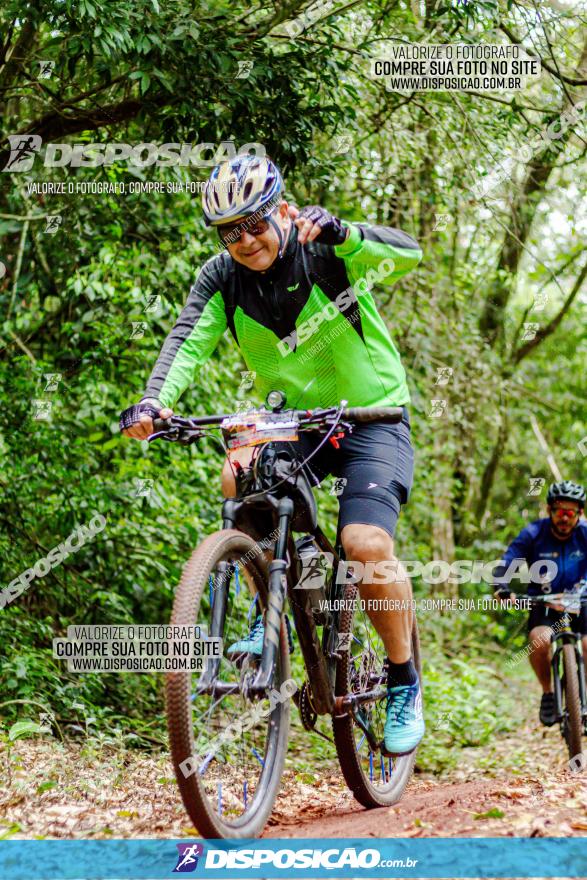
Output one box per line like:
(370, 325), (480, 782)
(212, 489), (343, 712)
(197, 478), (385, 727)
(201, 488), (392, 747)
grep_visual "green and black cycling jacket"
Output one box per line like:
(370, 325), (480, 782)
(143, 222), (422, 410)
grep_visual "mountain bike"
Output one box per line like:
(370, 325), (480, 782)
(514, 588), (587, 762)
(149, 392), (421, 838)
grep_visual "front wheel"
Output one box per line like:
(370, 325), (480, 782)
(332, 584), (422, 808)
(166, 529), (291, 838)
(562, 643), (583, 763)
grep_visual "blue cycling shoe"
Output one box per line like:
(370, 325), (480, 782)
(383, 676), (425, 756)
(226, 614), (294, 659)
(227, 615), (265, 658)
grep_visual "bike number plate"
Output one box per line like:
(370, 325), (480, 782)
(545, 592), (582, 614)
(221, 414), (299, 449)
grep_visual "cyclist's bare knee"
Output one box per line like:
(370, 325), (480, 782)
(341, 524), (393, 563)
(221, 449), (254, 498)
(529, 625), (552, 653)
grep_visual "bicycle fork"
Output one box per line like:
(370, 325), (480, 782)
(197, 497), (293, 697)
(250, 497), (293, 696)
(552, 633), (587, 722)
(214, 495), (295, 698)
(573, 638), (587, 721)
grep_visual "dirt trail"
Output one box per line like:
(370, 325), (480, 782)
(0, 720), (586, 840)
(265, 776), (586, 839)
(264, 719), (587, 839)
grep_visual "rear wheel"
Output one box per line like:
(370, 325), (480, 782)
(562, 643), (583, 762)
(332, 584), (422, 807)
(166, 529), (291, 838)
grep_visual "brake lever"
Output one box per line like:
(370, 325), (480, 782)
(178, 429), (204, 446)
(148, 428), (180, 442)
(322, 417), (353, 436)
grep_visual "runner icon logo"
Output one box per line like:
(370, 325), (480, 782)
(173, 843), (204, 872)
(2, 134), (42, 172)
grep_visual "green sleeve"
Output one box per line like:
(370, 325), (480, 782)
(143, 265), (228, 409)
(334, 222), (422, 288)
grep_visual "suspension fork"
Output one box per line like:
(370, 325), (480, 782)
(551, 639), (564, 719)
(574, 637), (587, 716)
(249, 497), (294, 695)
(197, 559), (232, 691)
(551, 631), (585, 719)
(196, 498), (250, 692)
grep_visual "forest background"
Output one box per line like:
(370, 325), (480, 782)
(0, 0), (586, 775)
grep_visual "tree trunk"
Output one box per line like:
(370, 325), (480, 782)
(479, 35), (587, 347)
(431, 424), (457, 597)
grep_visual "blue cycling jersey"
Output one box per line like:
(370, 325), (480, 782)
(495, 518), (587, 595)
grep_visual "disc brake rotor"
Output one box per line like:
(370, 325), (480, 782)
(299, 681), (318, 731)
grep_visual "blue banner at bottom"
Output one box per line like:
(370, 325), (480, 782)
(0, 837), (586, 879)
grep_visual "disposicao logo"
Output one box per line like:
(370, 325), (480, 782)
(173, 843), (205, 872)
(2, 136), (265, 171)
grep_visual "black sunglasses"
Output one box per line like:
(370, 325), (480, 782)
(217, 208), (277, 246)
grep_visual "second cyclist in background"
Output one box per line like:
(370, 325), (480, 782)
(494, 480), (587, 726)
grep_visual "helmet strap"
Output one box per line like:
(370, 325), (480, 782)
(266, 215), (285, 259)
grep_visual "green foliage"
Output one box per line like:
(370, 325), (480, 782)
(7, 720), (46, 741)
(415, 613), (521, 772)
(0, 0), (585, 767)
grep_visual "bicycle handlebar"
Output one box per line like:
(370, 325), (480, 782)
(150, 404), (404, 439)
(500, 589), (587, 609)
(153, 414), (228, 431)
(339, 405), (403, 424)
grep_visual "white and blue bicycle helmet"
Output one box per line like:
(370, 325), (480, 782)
(202, 155), (284, 226)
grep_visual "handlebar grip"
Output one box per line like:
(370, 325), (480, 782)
(342, 406), (404, 424)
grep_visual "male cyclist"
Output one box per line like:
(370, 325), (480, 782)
(120, 156), (424, 754)
(494, 480), (587, 726)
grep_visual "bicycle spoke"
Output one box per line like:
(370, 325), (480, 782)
(251, 746), (265, 767)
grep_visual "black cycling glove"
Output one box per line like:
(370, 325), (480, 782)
(119, 400), (162, 432)
(297, 206), (348, 246)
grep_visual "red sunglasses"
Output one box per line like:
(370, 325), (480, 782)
(551, 506), (580, 518)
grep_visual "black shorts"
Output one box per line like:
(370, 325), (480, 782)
(298, 407), (414, 539)
(527, 603), (587, 637)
